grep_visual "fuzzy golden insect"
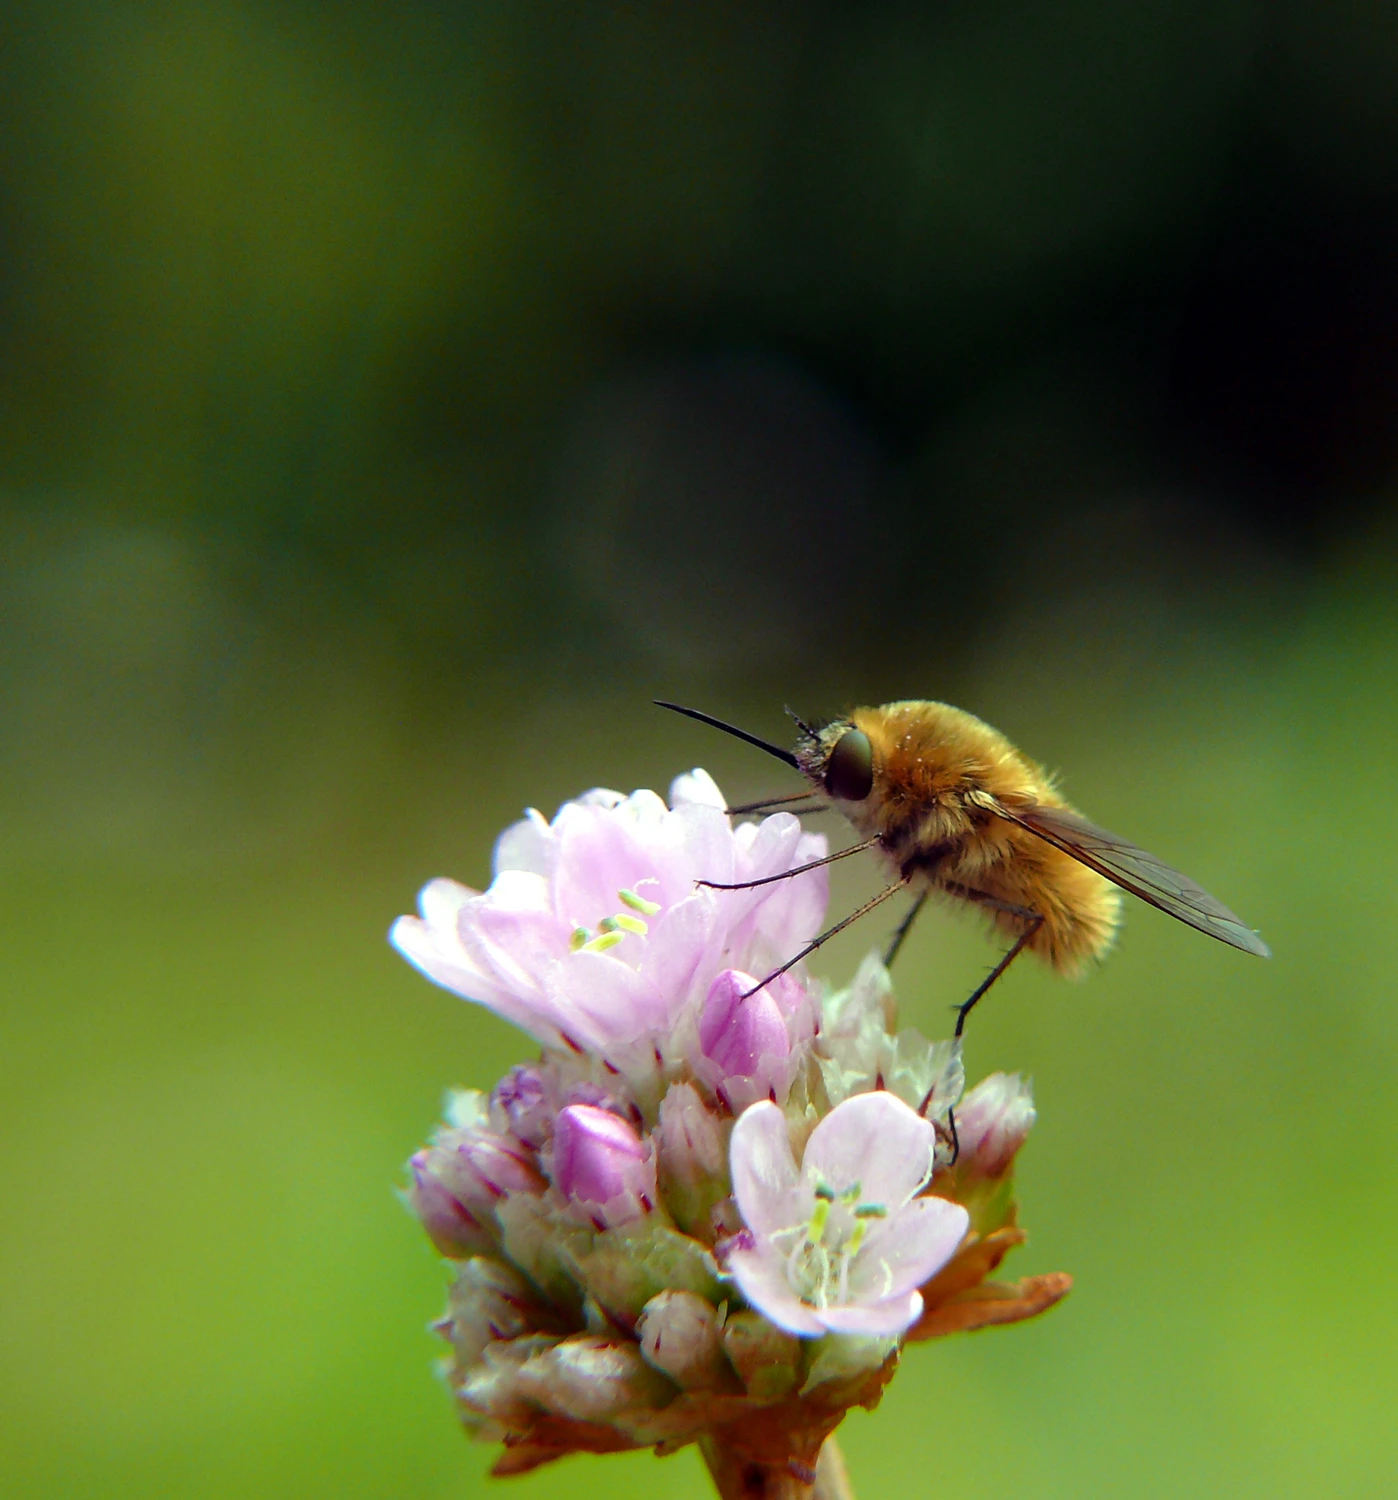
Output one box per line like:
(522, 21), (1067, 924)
(658, 699), (1269, 1033)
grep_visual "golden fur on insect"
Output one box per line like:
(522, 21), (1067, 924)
(798, 700), (1122, 975)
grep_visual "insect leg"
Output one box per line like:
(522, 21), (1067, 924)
(740, 876), (911, 998)
(883, 888), (930, 969)
(935, 885), (1044, 1164)
(951, 916), (1044, 1038)
(725, 794), (833, 816)
(699, 837), (879, 891)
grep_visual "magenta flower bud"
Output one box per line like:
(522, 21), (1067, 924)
(694, 969), (813, 1109)
(552, 1104), (655, 1225)
(954, 1073), (1036, 1179)
(700, 970), (792, 1077)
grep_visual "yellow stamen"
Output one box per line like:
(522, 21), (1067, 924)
(579, 931), (624, 954)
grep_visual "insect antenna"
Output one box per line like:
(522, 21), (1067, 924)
(653, 701), (799, 769)
(698, 837), (879, 892)
(739, 876), (911, 999)
(784, 705), (819, 738)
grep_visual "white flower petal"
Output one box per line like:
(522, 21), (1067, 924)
(802, 1091), (936, 1207)
(848, 1196), (970, 1301)
(729, 1100), (807, 1241)
(669, 767), (727, 811)
(418, 876), (478, 930)
(727, 1244), (825, 1337)
(815, 1291), (924, 1338)
(493, 809), (552, 876)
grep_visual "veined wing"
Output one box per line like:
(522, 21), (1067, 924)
(995, 801), (1271, 958)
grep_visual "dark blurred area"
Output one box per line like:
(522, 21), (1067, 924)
(4, 4), (1397, 717)
(2, 6), (1397, 1499)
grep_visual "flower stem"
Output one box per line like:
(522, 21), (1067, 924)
(700, 1436), (855, 1500)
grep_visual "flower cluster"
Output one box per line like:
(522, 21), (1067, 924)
(394, 771), (1069, 1486)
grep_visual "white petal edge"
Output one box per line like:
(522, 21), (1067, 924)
(729, 1100), (806, 1242)
(815, 1291), (924, 1338)
(670, 767), (727, 811)
(726, 1245), (825, 1337)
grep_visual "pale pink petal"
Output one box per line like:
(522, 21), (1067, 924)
(493, 809), (553, 876)
(639, 894), (725, 1025)
(418, 876), (478, 930)
(726, 1245), (825, 1337)
(815, 1291), (923, 1338)
(390, 914), (556, 1040)
(663, 801), (739, 888)
(729, 1100), (806, 1241)
(669, 768), (727, 810)
(540, 951), (667, 1052)
(552, 805), (676, 926)
(846, 1197), (970, 1301)
(455, 903), (563, 1005)
(802, 1092), (936, 1208)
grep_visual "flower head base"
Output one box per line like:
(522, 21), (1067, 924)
(394, 771), (1071, 1485)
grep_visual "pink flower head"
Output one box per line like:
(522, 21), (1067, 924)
(553, 1104), (656, 1227)
(726, 1093), (969, 1338)
(390, 771), (828, 1060)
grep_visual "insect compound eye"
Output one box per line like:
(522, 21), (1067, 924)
(823, 728), (874, 801)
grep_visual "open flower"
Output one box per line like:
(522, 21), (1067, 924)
(726, 1092), (969, 1337)
(390, 771), (828, 1060)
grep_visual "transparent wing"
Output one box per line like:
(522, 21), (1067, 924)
(997, 801), (1271, 958)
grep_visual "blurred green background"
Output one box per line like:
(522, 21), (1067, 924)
(2, 4), (1396, 1496)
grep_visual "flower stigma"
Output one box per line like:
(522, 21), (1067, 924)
(774, 1179), (885, 1311)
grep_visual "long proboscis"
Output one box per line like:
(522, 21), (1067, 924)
(653, 701), (800, 770)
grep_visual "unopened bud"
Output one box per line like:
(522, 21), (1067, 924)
(442, 1257), (545, 1367)
(490, 1065), (555, 1149)
(553, 1104), (655, 1227)
(408, 1122), (546, 1256)
(721, 1310), (801, 1399)
(656, 1082), (730, 1238)
(954, 1073), (1036, 1179)
(701, 970), (792, 1074)
(637, 1290), (727, 1389)
(408, 1156), (494, 1257)
(510, 1335), (674, 1423)
(695, 969), (812, 1109)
